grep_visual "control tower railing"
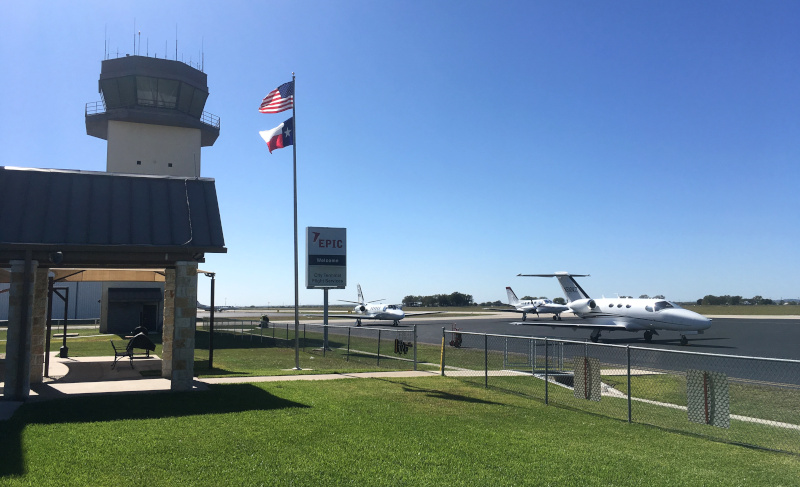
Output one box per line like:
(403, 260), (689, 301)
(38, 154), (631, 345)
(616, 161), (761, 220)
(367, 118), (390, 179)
(85, 101), (220, 130)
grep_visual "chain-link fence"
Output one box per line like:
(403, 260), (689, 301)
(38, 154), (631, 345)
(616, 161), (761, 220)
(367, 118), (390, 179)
(442, 329), (800, 454)
(196, 318), (425, 371)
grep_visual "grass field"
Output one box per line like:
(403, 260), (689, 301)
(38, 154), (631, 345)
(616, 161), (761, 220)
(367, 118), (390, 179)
(2, 377), (800, 486)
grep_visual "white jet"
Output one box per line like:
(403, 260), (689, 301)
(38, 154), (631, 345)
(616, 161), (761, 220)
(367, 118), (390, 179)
(197, 301), (234, 312)
(484, 287), (570, 321)
(515, 272), (711, 345)
(327, 284), (443, 326)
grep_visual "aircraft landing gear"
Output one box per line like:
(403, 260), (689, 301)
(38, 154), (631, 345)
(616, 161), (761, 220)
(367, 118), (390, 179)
(522, 312), (527, 321)
(680, 335), (689, 346)
(552, 314), (562, 321)
(356, 319), (362, 327)
(644, 331), (653, 343)
(393, 320), (400, 326)
(590, 329), (601, 343)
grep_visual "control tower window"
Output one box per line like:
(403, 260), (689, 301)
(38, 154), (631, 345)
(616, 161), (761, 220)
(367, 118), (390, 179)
(136, 77), (179, 109)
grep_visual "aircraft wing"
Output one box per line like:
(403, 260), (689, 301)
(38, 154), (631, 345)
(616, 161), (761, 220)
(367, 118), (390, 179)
(403, 311), (445, 317)
(509, 321), (630, 330)
(483, 307), (520, 313)
(303, 313), (363, 320)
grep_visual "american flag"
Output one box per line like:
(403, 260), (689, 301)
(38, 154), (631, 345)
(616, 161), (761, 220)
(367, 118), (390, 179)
(259, 81), (294, 113)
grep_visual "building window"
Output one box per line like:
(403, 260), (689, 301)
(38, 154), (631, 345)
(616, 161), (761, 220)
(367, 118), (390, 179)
(168, 163), (173, 167)
(136, 161), (142, 165)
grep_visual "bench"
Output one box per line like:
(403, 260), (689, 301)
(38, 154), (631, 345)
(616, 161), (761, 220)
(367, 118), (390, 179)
(111, 340), (134, 369)
(110, 332), (156, 369)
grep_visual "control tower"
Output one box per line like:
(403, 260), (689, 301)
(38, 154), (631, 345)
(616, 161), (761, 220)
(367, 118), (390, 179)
(86, 55), (220, 177)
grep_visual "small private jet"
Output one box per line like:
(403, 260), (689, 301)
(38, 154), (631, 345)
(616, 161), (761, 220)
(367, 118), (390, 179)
(197, 301), (234, 312)
(514, 272), (712, 345)
(484, 287), (570, 321)
(322, 284), (443, 326)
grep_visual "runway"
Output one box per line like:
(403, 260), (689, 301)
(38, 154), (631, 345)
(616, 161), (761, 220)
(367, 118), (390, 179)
(205, 309), (800, 361)
(407, 314), (800, 361)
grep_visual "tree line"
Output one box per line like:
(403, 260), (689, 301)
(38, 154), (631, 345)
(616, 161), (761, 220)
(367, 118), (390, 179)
(402, 292), (473, 307)
(696, 295), (790, 306)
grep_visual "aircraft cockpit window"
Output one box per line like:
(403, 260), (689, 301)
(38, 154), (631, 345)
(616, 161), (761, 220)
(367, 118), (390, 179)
(653, 301), (674, 312)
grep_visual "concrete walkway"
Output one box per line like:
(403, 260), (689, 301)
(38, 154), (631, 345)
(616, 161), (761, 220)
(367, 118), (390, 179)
(1, 353), (440, 421)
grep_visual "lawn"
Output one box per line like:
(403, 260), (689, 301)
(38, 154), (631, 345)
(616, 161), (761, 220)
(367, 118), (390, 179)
(2, 377), (799, 486)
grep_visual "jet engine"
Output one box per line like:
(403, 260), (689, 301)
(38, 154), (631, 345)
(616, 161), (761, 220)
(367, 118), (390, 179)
(357, 305), (366, 312)
(568, 299), (596, 314)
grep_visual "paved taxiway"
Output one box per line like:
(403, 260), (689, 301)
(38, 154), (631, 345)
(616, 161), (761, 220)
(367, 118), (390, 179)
(205, 310), (800, 361)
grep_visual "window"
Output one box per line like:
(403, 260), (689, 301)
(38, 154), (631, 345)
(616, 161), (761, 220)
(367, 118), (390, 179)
(168, 163), (173, 168)
(654, 301), (674, 312)
(617, 304), (622, 308)
(626, 304), (631, 308)
(609, 303), (614, 308)
(136, 161), (141, 165)
(645, 306), (653, 312)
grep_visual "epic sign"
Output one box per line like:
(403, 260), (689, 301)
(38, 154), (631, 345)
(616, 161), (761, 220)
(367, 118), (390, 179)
(306, 227), (347, 289)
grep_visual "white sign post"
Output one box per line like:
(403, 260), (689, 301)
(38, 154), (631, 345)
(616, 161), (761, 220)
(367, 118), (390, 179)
(306, 227), (347, 351)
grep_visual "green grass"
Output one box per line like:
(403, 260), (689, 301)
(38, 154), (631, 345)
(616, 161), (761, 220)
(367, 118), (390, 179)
(683, 305), (800, 316)
(2, 377), (799, 486)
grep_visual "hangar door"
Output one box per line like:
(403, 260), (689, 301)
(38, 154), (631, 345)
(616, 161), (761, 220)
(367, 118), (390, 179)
(107, 288), (163, 334)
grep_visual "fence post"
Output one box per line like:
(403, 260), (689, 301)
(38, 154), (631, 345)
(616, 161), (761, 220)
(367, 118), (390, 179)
(377, 329), (382, 366)
(485, 333), (488, 388)
(347, 327), (351, 362)
(441, 327), (446, 376)
(323, 325), (327, 357)
(413, 324), (418, 371)
(627, 345), (632, 423)
(545, 338), (549, 405)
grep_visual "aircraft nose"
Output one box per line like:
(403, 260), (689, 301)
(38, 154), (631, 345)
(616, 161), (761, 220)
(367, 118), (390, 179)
(673, 309), (712, 329)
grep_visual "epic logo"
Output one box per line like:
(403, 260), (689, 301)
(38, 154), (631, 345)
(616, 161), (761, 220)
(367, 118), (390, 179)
(313, 232), (343, 248)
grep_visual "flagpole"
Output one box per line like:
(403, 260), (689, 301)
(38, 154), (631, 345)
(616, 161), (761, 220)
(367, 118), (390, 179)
(292, 72), (300, 370)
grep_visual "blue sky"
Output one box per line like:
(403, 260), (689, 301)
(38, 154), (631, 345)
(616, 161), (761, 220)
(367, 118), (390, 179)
(2, 1), (798, 305)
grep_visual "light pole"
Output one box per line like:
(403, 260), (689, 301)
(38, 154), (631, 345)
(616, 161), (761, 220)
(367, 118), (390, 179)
(204, 272), (216, 370)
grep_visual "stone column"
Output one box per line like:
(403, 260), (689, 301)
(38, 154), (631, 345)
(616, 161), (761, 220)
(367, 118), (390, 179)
(170, 261), (198, 391)
(161, 268), (176, 379)
(29, 268), (49, 384)
(4, 259), (37, 401)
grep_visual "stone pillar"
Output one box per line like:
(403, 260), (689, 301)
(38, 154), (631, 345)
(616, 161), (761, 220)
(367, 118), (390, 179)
(4, 259), (37, 401)
(161, 268), (176, 379)
(171, 261), (198, 391)
(29, 268), (50, 384)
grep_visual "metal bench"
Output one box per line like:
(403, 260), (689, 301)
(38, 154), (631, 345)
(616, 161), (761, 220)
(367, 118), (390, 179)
(111, 340), (134, 369)
(111, 332), (156, 369)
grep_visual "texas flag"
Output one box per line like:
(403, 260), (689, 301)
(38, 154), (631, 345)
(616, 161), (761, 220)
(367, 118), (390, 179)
(259, 117), (294, 153)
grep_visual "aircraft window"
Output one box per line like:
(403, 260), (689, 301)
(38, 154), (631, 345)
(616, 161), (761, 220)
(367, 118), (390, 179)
(617, 304), (622, 308)
(626, 304), (631, 308)
(645, 306), (653, 312)
(654, 301), (674, 312)
(608, 303), (614, 308)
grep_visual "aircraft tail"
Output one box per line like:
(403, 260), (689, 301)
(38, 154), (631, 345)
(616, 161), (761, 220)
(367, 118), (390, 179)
(357, 284), (365, 305)
(506, 287), (521, 306)
(518, 272), (591, 303)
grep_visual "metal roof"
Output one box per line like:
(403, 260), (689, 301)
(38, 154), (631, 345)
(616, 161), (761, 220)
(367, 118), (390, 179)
(0, 166), (225, 261)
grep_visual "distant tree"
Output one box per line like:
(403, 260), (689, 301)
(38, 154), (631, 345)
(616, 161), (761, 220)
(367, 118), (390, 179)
(653, 294), (665, 299)
(639, 294), (650, 299)
(730, 296), (742, 305)
(553, 297), (566, 305)
(521, 296), (535, 301)
(696, 299), (703, 305)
